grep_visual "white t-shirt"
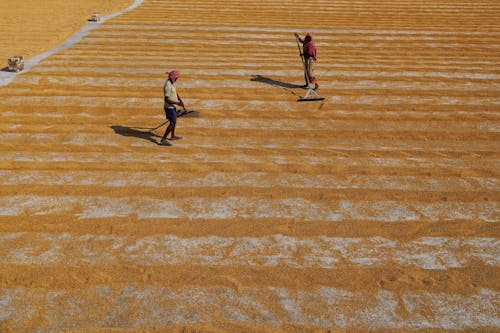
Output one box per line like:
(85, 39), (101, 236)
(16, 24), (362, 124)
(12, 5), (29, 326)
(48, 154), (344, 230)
(163, 79), (178, 108)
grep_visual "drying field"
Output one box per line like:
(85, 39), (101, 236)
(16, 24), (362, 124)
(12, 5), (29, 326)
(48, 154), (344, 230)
(0, 0), (134, 64)
(0, 0), (499, 331)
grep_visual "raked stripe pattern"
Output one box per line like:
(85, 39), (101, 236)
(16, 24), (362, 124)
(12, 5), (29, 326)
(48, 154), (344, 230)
(0, 0), (499, 331)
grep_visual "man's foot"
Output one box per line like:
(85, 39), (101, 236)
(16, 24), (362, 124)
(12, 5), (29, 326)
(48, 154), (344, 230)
(158, 139), (172, 146)
(169, 136), (183, 140)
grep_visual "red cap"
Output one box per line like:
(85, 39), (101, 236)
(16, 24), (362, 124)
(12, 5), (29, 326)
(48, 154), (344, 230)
(168, 70), (180, 80)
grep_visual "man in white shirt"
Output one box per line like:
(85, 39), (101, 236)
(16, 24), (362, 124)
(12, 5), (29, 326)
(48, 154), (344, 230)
(160, 70), (184, 146)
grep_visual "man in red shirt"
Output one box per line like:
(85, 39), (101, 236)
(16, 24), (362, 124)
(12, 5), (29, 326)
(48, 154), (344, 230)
(295, 33), (318, 90)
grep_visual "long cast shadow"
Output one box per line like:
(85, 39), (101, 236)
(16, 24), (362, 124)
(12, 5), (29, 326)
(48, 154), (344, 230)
(250, 75), (305, 99)
(110, 125), (162, 145)
(251, 75), (304, 89)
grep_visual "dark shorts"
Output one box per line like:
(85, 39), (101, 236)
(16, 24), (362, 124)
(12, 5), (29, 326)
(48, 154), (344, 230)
(164, 106), (177, 125)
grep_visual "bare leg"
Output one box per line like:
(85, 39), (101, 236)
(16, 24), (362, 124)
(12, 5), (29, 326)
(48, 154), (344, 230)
(161, 123), (174, 142)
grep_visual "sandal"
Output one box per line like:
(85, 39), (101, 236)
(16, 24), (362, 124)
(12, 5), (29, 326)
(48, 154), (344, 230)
(158, 140), (172, 146)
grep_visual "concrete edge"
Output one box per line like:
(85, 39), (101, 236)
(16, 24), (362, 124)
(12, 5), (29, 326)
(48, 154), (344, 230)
(0, 0), (144, 87)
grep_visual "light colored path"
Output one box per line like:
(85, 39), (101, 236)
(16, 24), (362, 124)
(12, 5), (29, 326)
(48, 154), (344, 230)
(1, 232), (499, 269)
(0, 0), (144, 87)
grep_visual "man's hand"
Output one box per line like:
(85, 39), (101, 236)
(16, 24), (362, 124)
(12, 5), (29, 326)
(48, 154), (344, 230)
(179, 100), (186, 110)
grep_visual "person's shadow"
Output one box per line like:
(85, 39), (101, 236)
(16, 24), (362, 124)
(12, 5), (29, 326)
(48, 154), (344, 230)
(110, 125), (161, 145)
(250, 75), (304, 98)
(251, 74), (304, 89)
